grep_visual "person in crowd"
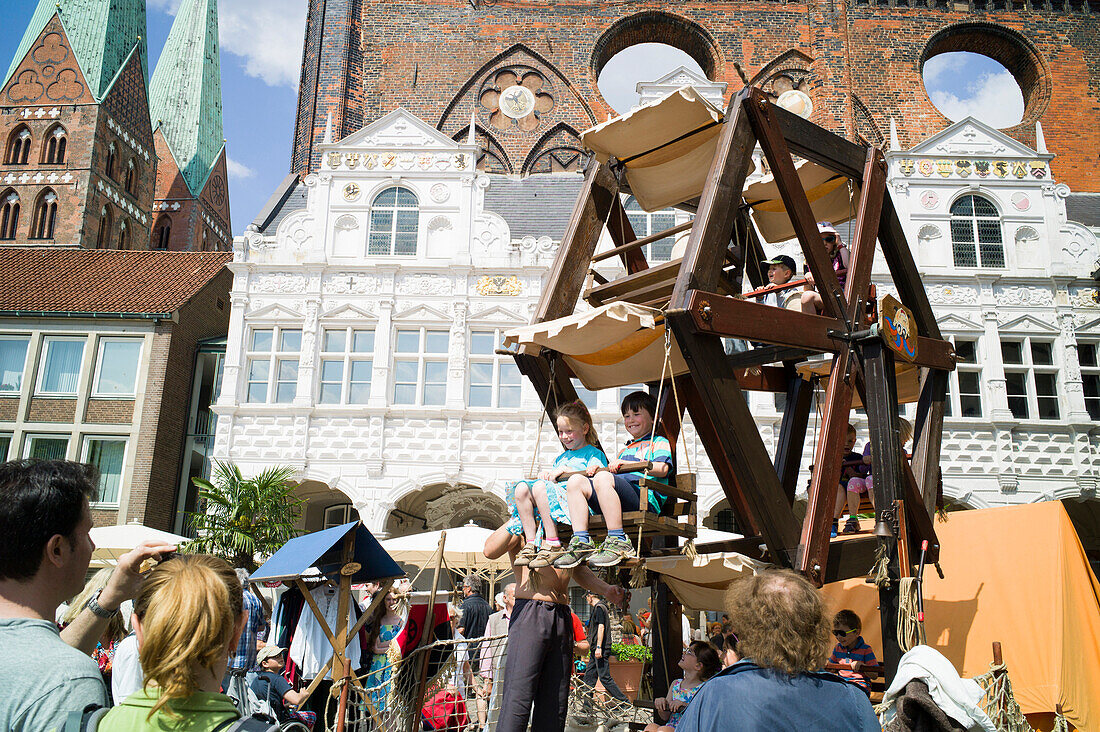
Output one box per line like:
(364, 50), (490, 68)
(456, 577), (490, 732)
(720, 631), (740, 668)
(557, 391), (674, 568)
(828, 609), (878, 695)
(508, 401), (607, 569)
(365, 589), (405, 717)
(708, 621), (730, 650)
(0, 459), (174, 730)
(481, 582), (515, 731)
(845, 417), (915, 525)
(646, 641), (722, 732)
(675, 569), (880, 732)
(111, 630), (143, 704)
(250, 644), (317, 729)
(801, 221), (851, 315)
(620, 612), (640, 644)
(832, 423), (867, 536)
(223, 568), (268, 698)
(583, 590), (626, 701)
(484, 524), (624, 732)
(95, 554), (245, 730)
(59, 568), (129, 694)
(758, 255), (798, 307)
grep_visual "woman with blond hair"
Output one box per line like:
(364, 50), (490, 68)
(96, 554), (246, 730)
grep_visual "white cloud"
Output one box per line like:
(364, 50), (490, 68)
(922, 54), (970, 86)
(226, 156), (255, 179)
(151, 0), (307, 89)
(927, 70), (1024, 128)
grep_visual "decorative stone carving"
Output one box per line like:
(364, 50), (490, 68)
(996, 286), (1054, 307)
(516, 235), (555, 254)
(429, 183), (450, 203)
(322, 273), (381, 294)
(916, 224), (942, 245)
(475, 275), (522, 296)
(926, 284), (978, 305)
(473, 212), (510, 252)
(252, 272), (306, 293)
(1061, 223), (1097, 264)
(395, 275), (451, 296)
(1068, 289), (1099, 309)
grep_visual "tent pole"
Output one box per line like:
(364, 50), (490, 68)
(335, 533), (355, 732)
(408, 533), (447, 732)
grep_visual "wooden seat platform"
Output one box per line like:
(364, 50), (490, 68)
(585, 258), (738, 308)
(584, 473), (698, 543)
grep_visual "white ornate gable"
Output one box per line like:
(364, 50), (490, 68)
(647, 65), (713, 89)
(636, 67), (727, 107)
(997, 313), (1059, 333)
(908, 117), (1043, 160)
(320, 303), (377, 321)
(468, 304), (528, 323)
(936, 312), (982, 331)
(333, 108), (462, 150)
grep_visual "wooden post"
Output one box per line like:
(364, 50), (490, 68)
(862, 338), (905, 680)
(773, 367), (813, 505)
(408, 533), (447, 732)
(335, 533), (355, 732)
(650, 570), (682, 704)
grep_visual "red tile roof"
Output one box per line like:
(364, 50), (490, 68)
(0, 248), (233, 315)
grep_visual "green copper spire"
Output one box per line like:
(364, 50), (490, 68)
(148, 0), (224, 195)
(3, 0), (148, 100)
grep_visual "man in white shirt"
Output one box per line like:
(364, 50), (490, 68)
(110, 633), (143, 703)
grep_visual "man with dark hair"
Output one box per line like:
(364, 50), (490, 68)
(583, 590), (626, 701)
(0, 460), (175, 731)
(676, 569), (880, 732)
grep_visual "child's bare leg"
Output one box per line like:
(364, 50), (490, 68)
(514, 482), (538, 541)
(566, 474), (593, 534)
(834, 485), (847, 519)
(801, 290), (822, 315)
(592, 472), (624, 532)
(531, 482), (559, 541)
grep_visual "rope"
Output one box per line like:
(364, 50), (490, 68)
(870, 542), (891, 589)
(974, 662), (1035, 732)
(527, 354), (559, 479)
(896, 576), (925, 652)
(1053, 711), (1071, 732)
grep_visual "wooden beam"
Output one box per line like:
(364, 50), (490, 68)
(821, 535), (878, 584)
(534, 158), (620, 323)
(733, 365), (791, 393)
(743, 88), (849, 324)
(592, 219), (692, 264)
(878, 193), (943, 340)
(738, 207), (769, 290)
(669, 311), (801, 565)
(670, 89), (758, 308)
(774, 367), (814, 504)
(844, 148), (887, 325)
(912, 368), (948, 521)
(604, 194), (649, 273)
(726, 346), (815, 371)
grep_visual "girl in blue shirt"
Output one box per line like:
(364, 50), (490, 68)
(506, 400), (606, 569)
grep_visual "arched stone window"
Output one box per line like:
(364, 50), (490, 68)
(949, 194), (1005, 268)
(105, 142), (117, 180)
(0, 190), (20, 240)
(367, 186), (419, 256)
(124, 159), (136, 194)
(96, 206), (112, 249)
(5, 126), (31, 165)
(152, 214), (171, 250)
(42, 125), (67, 164)
(30, 188), (57, 239)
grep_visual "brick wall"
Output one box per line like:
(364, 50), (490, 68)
(0, 397), (17, 422)
(84, 398), (135, 424)
(26, 396), (77, 422)
(292, 0), (1100, 191)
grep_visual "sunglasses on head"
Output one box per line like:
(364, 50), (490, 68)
(833, 628), (858, 638)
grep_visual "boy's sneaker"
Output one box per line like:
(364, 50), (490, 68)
(588, 536), (637, 567)
(830, 520), (839, 539)
(529, 543), (565, 569)
(553, 537), (597, 569)
(842, 517), (861, 535)
(514, 542), (538, 567)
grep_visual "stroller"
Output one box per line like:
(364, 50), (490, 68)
(225, 670), (314, 732)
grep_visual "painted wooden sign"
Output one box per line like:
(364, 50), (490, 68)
(879, 294), (918, 362)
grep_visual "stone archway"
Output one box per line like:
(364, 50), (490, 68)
(293, 478), (359, 533)
(384, 482), (509, 539)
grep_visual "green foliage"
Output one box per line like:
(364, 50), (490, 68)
(183, 460), (304, 570)
(610, 642), (652, 663)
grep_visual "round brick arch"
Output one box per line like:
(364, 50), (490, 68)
(920, 22), (1051, 128)
(590, 11), (723, 83)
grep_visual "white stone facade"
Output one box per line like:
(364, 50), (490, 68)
(220, 106), (1100, 539)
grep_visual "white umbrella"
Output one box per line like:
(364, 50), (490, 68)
(90, 521), (187, 565)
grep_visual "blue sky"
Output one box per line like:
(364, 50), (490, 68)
(2, 3), (1025, 235)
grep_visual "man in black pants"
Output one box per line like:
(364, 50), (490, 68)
(583, 591), (627, 701)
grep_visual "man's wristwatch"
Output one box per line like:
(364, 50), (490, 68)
(86, 588), (119, 619)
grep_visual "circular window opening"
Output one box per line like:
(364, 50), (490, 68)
(597, 43), (708, 115)
(922, 52), (1024, 128)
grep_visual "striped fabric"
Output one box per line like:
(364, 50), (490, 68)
(828, 637), (877, 690)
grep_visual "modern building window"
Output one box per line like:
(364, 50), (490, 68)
(323, 503), (359, 530)
(124, 160), (136, 195)
(84, 436), (126, 505)
(93, 338), (142, 396)
(0, 190), (19, 239)
(393, 327), (448, 405)
(5, 126), (31, 165)
(469, 329), (521, 408)
(1001, 338), (1059, 420)
(367, 187), (419, 256)
(97, 206), (112, 249)
(246, 327), (301, 403)
(1078, 341), (1100, 421)
(623, 195), (678, 262)
(105, 142), (117, 180)
(153, 215), (171, 249)
(0, 335), (30, 393)
(30, 189), (57, 239)
(0, 433), (10, 461)
(319, 327), (373, 404)
(24, 434), (69, 460)
(945, 337), (982, 418)
(949, 194), (1004, 268)
(42, 125), (66, 165)
(37, 336), (85, 395)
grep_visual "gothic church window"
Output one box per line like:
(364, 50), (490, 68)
(116, 220), (129, 250)
(97, 206), (112, 249)
(124, 160), (136, 195)
(30, 189), (57, 239)
(5, 126), (31, 165)
(0, 190), (19, 240)
(367, 187), (418, 256)
(42, 125), (66, 165)
(105, 142), (117, 180)
(153, 215), (171, 250)
(949, 194), (1004, 268)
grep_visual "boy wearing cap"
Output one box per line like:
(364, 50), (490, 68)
(759, 255), (797, 307)
(250, 644), (318, 729)
(801, 222), (850, 315)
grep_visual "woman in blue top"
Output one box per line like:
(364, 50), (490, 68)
(507, 400), (607, 569)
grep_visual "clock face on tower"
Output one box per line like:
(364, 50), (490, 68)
(499, 85), (536, 119)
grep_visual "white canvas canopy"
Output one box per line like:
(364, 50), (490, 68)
(503, 302), (690, 390)
(644, 529), (768, 610)
(89, 522), (188, 566)
(581, 85), (859, 243)
(380, 523), (511, 574)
